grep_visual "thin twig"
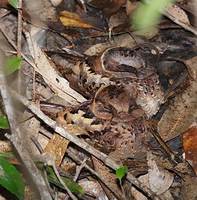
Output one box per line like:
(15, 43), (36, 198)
(17, 0), (23, 93)
(73, 158), (87, 181)
(17, 0), (22, 56)
(11, 90), (162, 200)
(50, 161), (78, 200)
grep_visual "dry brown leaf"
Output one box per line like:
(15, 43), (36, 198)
(158, 56), (197, 141)
(59, 11), (95, 29)
(147, 152), (174, 195)
(166, 4), (190, 25)
(89, 0), (126, 16)
(44, 112), (87, 166)
(126, 0), (138, 16)
(50, 0), (62, 6)
(25, 26), (86, 105)
(108, 9), (128, 34)
(65, 110), (103, 132)
(182, 123), (197, 175)
(24, 0), (57, 22)
(131, 152), (174, 200)
(181, 176), (197, 200)
(44, 133), (69, 166)
(78, 179), (108, 200)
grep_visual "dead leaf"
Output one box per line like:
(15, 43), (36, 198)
(44, 133), (69, 166)
(131, 152), (174, 199)
(182, 123), (197, 175)
(78, 179), (108, 200)
(166, 4), (190, 25)
(126, 0), (138, 16)
(25, 26), (87, 105)
(60, 11), (95, 29)
(147, 152), (174, 195)
(65, 110), (103, 132)
(92, 157), (125, 200)
(108, 8), (128, 34)
(0, 0), (8, 8)
(158, 56), (197, 141)
(181, 175), (197, 200)
(89, 0), (126, 16)
(44, 111), (87, 166)
(24, 0), (57, 22)
(50, 0), (62, 6)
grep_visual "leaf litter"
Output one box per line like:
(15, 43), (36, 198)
(0, 0), (196, 199)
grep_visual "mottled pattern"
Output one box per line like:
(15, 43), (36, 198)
(100, 47), (164, 118)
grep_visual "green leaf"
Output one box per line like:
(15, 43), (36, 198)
(46, 166), (84, 196)
(0, 156), (25, 200)
(8, 0), (19, 9)
(115, 166), (128, 182)
(5, 56), (22, 75)
(132, 0), (174, 30)
(0, 116), (9, 129)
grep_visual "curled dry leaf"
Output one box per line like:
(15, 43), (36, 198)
(158, 56), (197, 141)
(131, 152), (174, 199)
(166, 4), (190, 25)
(147, 152), (174, 195)
(44, 133), (70, 166)
(182, 123), (197, 175)
(59, 11), (95, 29)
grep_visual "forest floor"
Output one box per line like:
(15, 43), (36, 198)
(0, 0), (196, 200)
